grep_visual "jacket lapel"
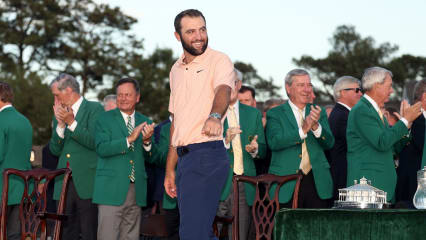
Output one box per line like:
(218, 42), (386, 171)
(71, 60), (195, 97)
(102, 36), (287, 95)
(74, 98), (86, 123)
(361, 97), (384, 127)
(282, 102), (298, 129)
(238, 102), (248, 147)
(114, 108), (129, 136)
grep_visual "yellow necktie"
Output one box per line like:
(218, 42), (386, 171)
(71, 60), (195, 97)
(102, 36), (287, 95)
(378, 109), (384, 124)
(298, 109), (312, 174)
(228, 106), (243, 175)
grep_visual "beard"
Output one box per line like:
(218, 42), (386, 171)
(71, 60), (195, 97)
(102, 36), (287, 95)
(180, 36), (208, 56)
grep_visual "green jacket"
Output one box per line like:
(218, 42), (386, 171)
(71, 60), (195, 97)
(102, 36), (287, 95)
(150, 122), (178, 209)
(220, 103), (266, 206)
(49, 99), (103, 200)
(346, 96), (408, 201)
(0, 106), (33, 205)
(266, 102), (334, 203)
(92, 108), (153, 206)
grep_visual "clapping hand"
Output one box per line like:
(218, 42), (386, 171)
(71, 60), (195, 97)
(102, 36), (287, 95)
(127, 122), (147, 144)
(142, 123), (155, 142)
(245, 135), (258, 153)
(53, 99), (66, 128)
(225, 127), (242, 144)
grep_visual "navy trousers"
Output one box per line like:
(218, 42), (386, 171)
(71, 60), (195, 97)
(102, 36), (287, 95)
(176, 141), (229, 240)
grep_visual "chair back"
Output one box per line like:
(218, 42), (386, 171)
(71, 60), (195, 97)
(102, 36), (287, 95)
(232, 173), (302, 240)
(0, 168), (71, 240)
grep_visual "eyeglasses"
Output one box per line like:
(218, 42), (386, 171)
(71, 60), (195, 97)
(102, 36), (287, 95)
(342, 88), (362, 93)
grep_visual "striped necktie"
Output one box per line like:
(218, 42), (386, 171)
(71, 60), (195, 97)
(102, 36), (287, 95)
(127, 115), (134, 151)
(127, 115), (135, 182)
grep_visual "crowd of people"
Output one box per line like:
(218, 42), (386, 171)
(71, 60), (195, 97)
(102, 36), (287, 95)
(1, 8), (425, 240)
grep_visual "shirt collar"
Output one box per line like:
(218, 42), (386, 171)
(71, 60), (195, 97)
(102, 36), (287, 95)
(120, 110), (135, 121)
(337, 102), (351, 111)
(364, 94), (381, 113)
(229, 100), (240, 111)
(178, 47), (211, 66)
(71, 96), (84, 115)
(0, 104), (12, 112)
(288, 99), (305, 113)
(422, 108), (426, 119)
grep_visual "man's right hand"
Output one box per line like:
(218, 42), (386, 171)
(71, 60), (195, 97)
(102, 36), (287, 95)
(225, 127), (242, 144)
(53, 99), (65, 127)
(164, 169), (177, 198)
(402, 101), (422, 123)
(127, 122), (147, 143)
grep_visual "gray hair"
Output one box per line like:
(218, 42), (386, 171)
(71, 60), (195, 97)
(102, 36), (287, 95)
(284, 69), (310, 86)
(333, 76), (361, 102)
(103, 94), (117, 105)
(361, 67), (393, 91)
(413, 79), (426, 103)
(50, 73), (80, 94)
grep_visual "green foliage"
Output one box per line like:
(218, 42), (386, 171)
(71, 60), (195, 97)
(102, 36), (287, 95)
(293, 25), (426, 102)
(234, 61), (281, 100)
(0, 0), (144, 144)
(0, 0), (142, 96)
(1, 73), (53, 145)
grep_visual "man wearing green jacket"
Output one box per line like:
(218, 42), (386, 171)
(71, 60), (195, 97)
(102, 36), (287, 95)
(217, 70), (266, 239)
(266, 69), (334, 208)
(0, 82), (33, 240)
(346, 67), (422, 202)
(93, 78), (155, 240)
(49, 73), (103, 240)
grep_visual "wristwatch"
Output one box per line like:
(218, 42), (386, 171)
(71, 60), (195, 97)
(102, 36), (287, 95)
(208, 112), (222, 120)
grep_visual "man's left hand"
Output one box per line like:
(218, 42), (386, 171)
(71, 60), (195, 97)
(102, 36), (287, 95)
(142, 122), (155, 142)
(202, 117), (222, 137)
(62, 107), (75, 125)
(245, 135), (258, 153)
(56, 106), (75, 126)
(308, 105), (321, 131)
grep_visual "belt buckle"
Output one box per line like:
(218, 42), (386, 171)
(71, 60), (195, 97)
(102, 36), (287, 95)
(182, 146), (189, 155)
(178, 146), (190, 157)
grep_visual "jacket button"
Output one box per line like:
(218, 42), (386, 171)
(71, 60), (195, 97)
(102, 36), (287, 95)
(130, 160), (134, 164)
(66, 154), (70, 158)
(299, 154), (302, 158)
(322, 136), (325, 140)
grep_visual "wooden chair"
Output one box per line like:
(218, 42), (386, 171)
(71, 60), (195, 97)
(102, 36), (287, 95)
(0, 168), (71, 240)
(213, 215), (234, 238)
(232, 173), (302, 240)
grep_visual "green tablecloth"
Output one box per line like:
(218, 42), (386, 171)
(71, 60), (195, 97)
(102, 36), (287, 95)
(274, 208), (426, 240)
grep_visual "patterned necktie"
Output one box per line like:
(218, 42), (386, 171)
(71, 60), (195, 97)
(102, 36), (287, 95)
(127, 115), (134, 151)
(228, 106), (244, 175)
(127, 115), (135, 182)
(298, 108), (312, 174)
